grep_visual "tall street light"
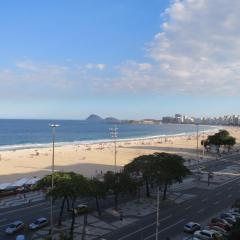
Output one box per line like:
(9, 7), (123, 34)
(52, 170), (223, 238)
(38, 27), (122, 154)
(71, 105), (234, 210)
(196, 123), (200, 177)
(155, 186), (160, 240)
(49, 123), (60, 238)
(110, 126), (118, 173)
(202, 131), (205, 159)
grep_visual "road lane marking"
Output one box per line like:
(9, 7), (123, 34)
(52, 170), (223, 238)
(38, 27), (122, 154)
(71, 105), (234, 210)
(217, 176), (240, 188)
(144, 218), (186, 240)
(0, 202), (48, 216)
(185, 206), (192, 210)
(117, 215), (173, 240)
(201, 198), (208, 202)
(197, 208), (205, 213)
(213, 201), (220, 205)
(159, 215), (173, 222)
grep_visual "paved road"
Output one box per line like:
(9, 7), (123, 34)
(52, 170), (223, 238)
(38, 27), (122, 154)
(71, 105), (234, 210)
(0, 192), (133, 239)
(103, 153), (240, 240)
(0, 153), (239, 240)
(104, 176), (240, 240)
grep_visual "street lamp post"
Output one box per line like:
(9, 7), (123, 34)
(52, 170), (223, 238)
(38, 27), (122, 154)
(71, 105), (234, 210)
(110, 126), (118, 173)
(155, 186), (160, 240)
(49, 124), (60, 239)
(196, 123), (200, 173)
(202, 131), (205, 159)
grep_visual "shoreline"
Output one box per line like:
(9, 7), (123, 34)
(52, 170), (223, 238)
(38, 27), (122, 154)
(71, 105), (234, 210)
(0, 125), (219, 151)
(0, 126), (237, 183)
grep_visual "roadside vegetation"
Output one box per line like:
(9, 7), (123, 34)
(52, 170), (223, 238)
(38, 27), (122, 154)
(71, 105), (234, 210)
(37, 151), (190, 239)
(201, 130), (236, 154)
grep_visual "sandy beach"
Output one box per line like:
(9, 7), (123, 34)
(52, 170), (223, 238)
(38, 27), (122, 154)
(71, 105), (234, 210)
(0, 126), (240, 183)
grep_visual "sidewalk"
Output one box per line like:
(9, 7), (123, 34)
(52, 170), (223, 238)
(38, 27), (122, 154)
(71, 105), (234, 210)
(31, 189), (197, 240)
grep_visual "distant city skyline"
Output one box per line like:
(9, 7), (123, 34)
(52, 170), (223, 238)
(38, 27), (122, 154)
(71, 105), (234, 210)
(1, 0), (240, 119)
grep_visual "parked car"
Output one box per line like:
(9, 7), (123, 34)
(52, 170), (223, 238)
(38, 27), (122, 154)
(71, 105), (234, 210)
(73, 204), (88, 216)
(211, 218), (232, 228)
(204, 228), (225, 240)
(220, 213), (236, 222)
(194, 230), (221, 240)
(29, 217), (48, 230)
(184, 222), (201, 233)
(5, 221), (24, 234)
(206, 225), (228, 237)
(16, 235), (26, 240)
(229, 208), (240, 214)
(228, 211), (240, 220)
(208, 222), (230, 231)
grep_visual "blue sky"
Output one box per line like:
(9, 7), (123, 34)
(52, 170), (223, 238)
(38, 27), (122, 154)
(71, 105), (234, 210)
(0, 0), (240, 119)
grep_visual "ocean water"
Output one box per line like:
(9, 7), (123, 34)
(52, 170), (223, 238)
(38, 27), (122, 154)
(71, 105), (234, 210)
(0, 119), (217, 150)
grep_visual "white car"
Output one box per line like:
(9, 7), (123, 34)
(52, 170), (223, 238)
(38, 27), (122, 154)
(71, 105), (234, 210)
(29, 217), (48, 230)
(5, 221), (24, 234)
(184, 222), (201, 233)
(229, 211), (240, 219)
(229, 208), (240, 214)
(205, 226), (226, 238)
(194, 230), (218, 240)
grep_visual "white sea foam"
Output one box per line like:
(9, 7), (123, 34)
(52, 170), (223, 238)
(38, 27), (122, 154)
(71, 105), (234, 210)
(0, 125), (220, 151)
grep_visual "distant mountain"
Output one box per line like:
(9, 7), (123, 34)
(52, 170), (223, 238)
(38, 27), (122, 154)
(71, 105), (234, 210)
(86, 114), (121, 123)
(86, 114), (103, 122)
(104, 117), (121, 124)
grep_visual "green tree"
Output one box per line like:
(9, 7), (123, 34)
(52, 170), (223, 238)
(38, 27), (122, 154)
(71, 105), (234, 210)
(35, 172), (89, 238)
(201, 139), (211, 152)
(203, 130), (236, 154)
(35, 172), (76, 226)
(67, 173), (88, 238)
(104, 171), (137, 209)
(223, 136), (236, 152)
(88, 178), (107, 217)
(124, 155), (155, 197)
(151, 152), (191, 200)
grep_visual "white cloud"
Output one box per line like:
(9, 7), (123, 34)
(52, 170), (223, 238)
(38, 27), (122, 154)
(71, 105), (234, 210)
(2, 1), (240, 97)
(0, 60), (103, 99)
(96, 64), (106, 70)
(85, 63), (106, 70)
(146, 0), (240, 95)
(105, 0), (240, 95)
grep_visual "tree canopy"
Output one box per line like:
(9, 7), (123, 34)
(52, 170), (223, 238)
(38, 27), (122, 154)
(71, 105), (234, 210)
(201, 130), (236, 153)
(124, 152), (191, 200)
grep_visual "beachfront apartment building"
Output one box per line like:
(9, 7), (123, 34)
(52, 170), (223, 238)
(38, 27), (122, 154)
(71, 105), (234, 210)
(162, 114), (240, 126)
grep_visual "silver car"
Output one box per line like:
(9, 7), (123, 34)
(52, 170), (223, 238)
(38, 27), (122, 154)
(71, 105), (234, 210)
(194, 230), (217, 240)
(184, 222), (201, 233)
(29, 217), (48, 230)
(5, 221), (24, 234)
